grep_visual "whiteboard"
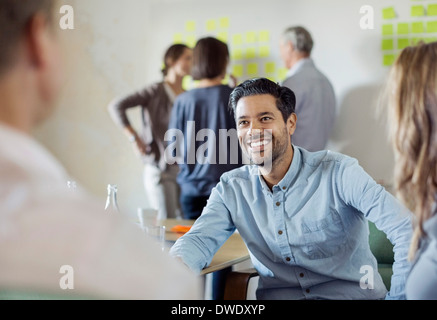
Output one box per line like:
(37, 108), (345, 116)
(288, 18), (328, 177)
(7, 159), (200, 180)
(140, 0), (437, 185)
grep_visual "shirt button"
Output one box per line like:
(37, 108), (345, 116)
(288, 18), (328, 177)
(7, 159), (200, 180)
(299, 273), (304, 278)
(276, 202), (280, 207)
(278, 230), (283, 235)
(282, 187), (286, 190)
(286, 257), (291, 262)
(306, 289), (310, 294)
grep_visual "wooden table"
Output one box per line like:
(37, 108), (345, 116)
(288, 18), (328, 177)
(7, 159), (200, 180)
(159, 219), (250, 275)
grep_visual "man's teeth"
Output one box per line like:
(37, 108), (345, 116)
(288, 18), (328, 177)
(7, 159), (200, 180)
(251, 140), (270, 147)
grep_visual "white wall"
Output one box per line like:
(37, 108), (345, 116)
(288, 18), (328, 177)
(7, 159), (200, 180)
(34, 0), (418, 218)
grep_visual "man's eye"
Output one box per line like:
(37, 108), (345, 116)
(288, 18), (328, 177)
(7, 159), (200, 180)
(239, 121), (248, 126)
(261, 117), (272, 121)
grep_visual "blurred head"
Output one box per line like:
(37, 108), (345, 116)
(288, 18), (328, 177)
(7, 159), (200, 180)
(191, 37), (229, 81)
(229, 78), (297, 168)
(161, 44), (192, 78)
(280, 26), (313, 69)
(385, 41), (437, 258)
(0, 0), (62, 129)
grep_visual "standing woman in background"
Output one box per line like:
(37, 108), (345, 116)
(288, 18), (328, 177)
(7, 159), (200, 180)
(108, 44), (193, 220)
(168, 37), (242, 221)
(385, 41), (437, 299)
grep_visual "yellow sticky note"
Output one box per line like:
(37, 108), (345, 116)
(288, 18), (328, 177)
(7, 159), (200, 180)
(217, 32), (228, 43)
(383, 54), (395, 67)
(245, 47), (257, 59)
(382, 7), (396, 20)
(397, 23), (409, 35)
(206, 19), (217, 32)
(247, 63), (258, 76)
(411, 5), (425, 17)
(259, 31), (270, 43)
(412, 22), (425, 34)
(265, 62), (276, 74)
(232, 65), (244, 78)
(427, 21), (437, 33)
(219, 17), (230, 29)
(382, 39), (394, 51)
(259, 46), (270, 58)
(185, 21), (196, 32)
(278, 68), (288, 81)
(397, 38), (410, 50)
(429, 4), (437, 16)
(232, 49), (243, 60)
(246, 32), (257, 44)
(232, 34), (243, 46)
(382, 24), (393, 36)
(186, 35), (197, 48)
(173, 33), (184, 43)
(182, 76), (193, 91)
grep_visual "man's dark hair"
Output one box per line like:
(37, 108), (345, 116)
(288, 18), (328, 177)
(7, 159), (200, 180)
(191, 37), (229, 81)
(0, 0), (55, 74)
(229, 78), (296, 122)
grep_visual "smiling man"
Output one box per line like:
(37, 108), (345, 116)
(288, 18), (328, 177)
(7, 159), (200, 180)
(170, 78), (413, 300)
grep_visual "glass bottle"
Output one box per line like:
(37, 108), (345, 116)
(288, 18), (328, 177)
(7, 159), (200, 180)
(105, 184), (120, 213)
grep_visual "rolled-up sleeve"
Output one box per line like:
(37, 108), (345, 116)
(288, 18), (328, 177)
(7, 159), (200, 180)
(169, 180), (236, 274)
(107, 87), (152, 128)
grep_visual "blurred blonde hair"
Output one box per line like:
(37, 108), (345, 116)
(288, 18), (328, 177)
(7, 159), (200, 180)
(385, 41), (437, 260)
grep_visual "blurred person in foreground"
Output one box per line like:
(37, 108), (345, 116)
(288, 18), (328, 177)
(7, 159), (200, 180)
(385, 41), (437, 299)
(0, 0), (200, 300)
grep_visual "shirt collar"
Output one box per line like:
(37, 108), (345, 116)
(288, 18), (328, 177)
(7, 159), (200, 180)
(286, 58), (312, 78)
(257, 145), (302, 193)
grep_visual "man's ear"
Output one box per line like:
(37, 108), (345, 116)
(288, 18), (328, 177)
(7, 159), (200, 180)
(287, 113), (297, 136)
(25, 13), (51, 70)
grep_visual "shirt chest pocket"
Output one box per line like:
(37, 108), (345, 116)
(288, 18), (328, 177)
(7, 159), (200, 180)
(300, 212), (347, 260)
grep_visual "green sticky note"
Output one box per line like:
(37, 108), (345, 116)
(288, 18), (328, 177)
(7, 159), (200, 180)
(278, 67), (288, 81)
(429, 4), (437, 16)
(259, 31), (270, 43)
(412, 37), (425, 45)
(232, 65), (244, 78)
(427, 21), (437, 33)
(397, 38), (410, 50)
(382, 39), (394, 50)
(232, 49), (243, 60)
(246, 32), (257, 44)
(245, 47), (257, 59)
(232, 34), (243, 46)
(219, 17), (230, 29)
(185, 20), (196, 32)
(397, 23), (409, 35)
(217, 32), (228, 43)
(173, 33), (184, 43)
(412, 22), (425, 33)
(265, 62), (276, 74)
(382, 7), (396, 20)
(247, 63), (258, 76)
(259, 46), (270, 58)
(206, 19), (216, 31)
(182, 76), (193, 91)
(382, 24), (393, 36)
(411, 5), (425, 17)
(383, 54), (395, 67)
(425, 37), (437, 43)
